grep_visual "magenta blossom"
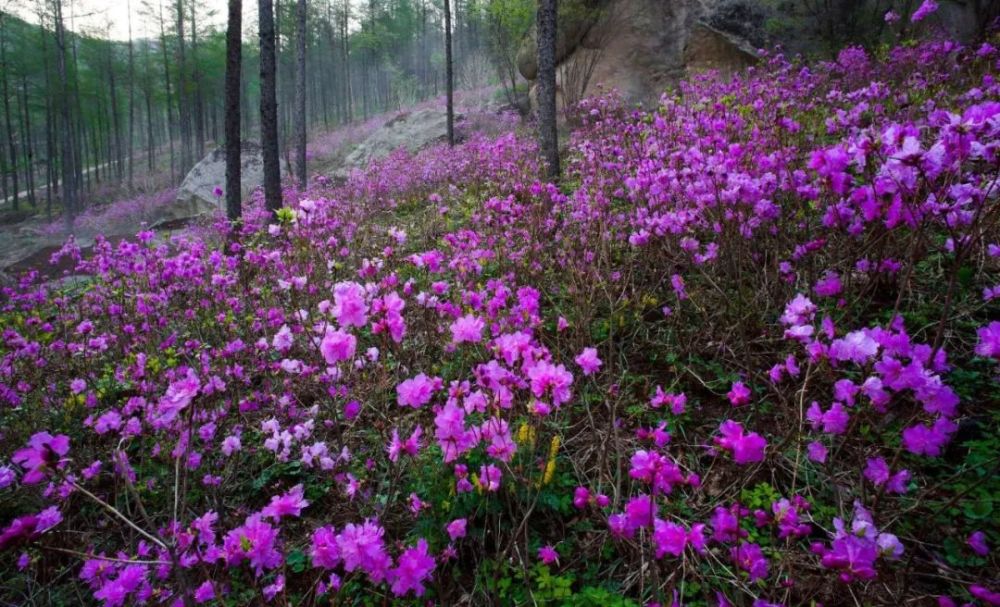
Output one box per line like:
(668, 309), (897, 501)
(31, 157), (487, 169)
(397, 373), (438, 408)
(450, 313), (485, 344)
(12, 432), (71, 484)
(320, 328), (357, 364)
(714, 420), (767, 464)
(727, 381), (751, 407)
(910, 0), (938, 22)
(538, 544), (559, 564)
(389, 538), (435, 597)
(574, 347), (602, 375)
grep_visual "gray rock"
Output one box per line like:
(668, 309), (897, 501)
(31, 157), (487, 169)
(162, 141), (273, 228)
(335, 108), (457, 177)
(518, 0), (758, 108)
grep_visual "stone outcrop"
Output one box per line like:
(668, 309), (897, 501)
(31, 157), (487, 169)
(334, 108), (456, 178)
(518, 0), (758, 108)
(162, 141), (274, 228)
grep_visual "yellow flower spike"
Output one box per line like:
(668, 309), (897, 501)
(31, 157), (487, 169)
(548, 435), (561, 460)
(543, 459), (557, 485)
(517, 423), (529, 445)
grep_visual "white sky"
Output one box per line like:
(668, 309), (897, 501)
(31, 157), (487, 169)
(7, 0), (259, 42)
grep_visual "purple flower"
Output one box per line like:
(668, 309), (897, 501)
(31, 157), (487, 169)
(261, 484), (309, 520)
(821, 535), (878, 582)
(715, 420), (767, 464)
(446, 518), (467, 541)
(653, 519), (688, 558)
(397, 373), (438, 408)
(574, 347), (602, 376)
(193, 581), (215, 603)
(727, 381), (751, 407)
(12, 432), (71, 484)
(902, 418), (956, 457)
(479, 464), (502, 492)
(311, 526), (341, 569)
(731, 542), (769, 581)
(910, 0), (938, 22)
(538, 544), (559, 564)
(450, 313), (485, 344)
(223, 514), (283, 577)
(389, 538), (435, 597)
(976, 322), (1000, 359)
(331, 281), (368, 328)
(337, 520), (392, 583)
(968, 531), (990, 556)
(320, 329), (357, 364)
(807, 441), (828, 463)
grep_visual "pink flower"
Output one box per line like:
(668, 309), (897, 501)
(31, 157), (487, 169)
(320, 329), (357, 364)
(807, 441), (828, 463)
(387, 426), (422, 462)
(527, 360), (574, 408)
(332, 281), (368, 328)
(910, 0), (938, 22)
(727, 381), (751, 407)
(193, 581), (215, 603)
(261, 484), (309, 520)
(446, 518), (467, 541)
(336, 520), (392, 583)
(814, 272), (842, 298)
(573, 486), (590, 509)
(272, 325), (294, 352)
(93, 564), (147, 607)
(311, 526), (341, 569)
(479, 464), (502, 492)
(152, 369), (200, 427)
(574, 347), (602, 375)
(715, 420), (767, 464)
(12, 432), (71, 484)
(653, 519), (688, 558)
(538, 544), (559, 564)
(731, 543), (769, 581)
(650, 386), (686, 414)
(450, 314), (485, 344)
(223, 515), (283, 577)
(968, 531), (990, 556)
(389, 538), (435, 597)
(902, 418), (956, 457)
(397, 373), (438, 408)
(976, 322), (1000, 359)
(830, 331), (879, 364)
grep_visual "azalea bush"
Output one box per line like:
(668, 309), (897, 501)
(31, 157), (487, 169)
(1, 35), (999, 607)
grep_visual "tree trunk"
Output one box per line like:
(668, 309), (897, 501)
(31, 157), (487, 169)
(537, 0), (560, 181)
(225, 0), (243, 221)
(127, 0), (136, 190)
(259, 0), (282, 215)
(1, 13), (20, 211)
(108, 49), (124, 182)
(444, 0), (454, 146)
(176, 0), (192, 172)
(20, 75), (36, 207)
(159, 5), (177, 183)
(53, 0), (77, 228)
(190, 0), (206, 157)
(295, 0), (307, 187)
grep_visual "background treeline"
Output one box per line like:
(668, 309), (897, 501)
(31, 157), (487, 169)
(0, 0), (513, 221)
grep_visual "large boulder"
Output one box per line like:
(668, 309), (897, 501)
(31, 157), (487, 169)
(519, 0), (757, 108)
(160, 141), (272, 227)
(516, 2), (605, 81)
(335, 108), (456, 177)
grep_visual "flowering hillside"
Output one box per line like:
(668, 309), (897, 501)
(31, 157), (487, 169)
(1, 39), (999, 607)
